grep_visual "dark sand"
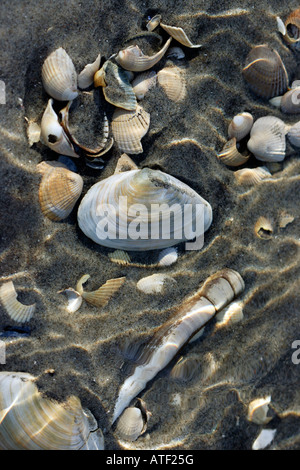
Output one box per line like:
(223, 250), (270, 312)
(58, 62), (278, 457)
(0, 0), (299, 450)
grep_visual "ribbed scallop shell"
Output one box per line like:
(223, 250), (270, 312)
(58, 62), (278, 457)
(0, 372), (104, 450)
(78, 275), (126, 308)
(77, 168), (212, 251)
(0, 281), (36, 323)
(38, 163), (83, 221)
(157, 66), (187, 102)
(42, 48), (78, 101)
(100, 61), (137, 111)
(115, 37), (172, 72)
(228, 112), (254, 141)
(217, 138), (250, 166)
(234, 166), (271, 185)
(111, 104), (150, 154)
(78, 54), (101, 89)
(242, 45), (288, 99)
(115, 407), (145, 441)
(247, 116), (286, 162)
(160, 23), (201, 48)
(132, 71), (157, 100)
(280, 87), (300, 114)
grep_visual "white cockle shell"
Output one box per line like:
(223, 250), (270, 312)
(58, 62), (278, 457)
(42, 47), (78, 101)
(77, 168), (212, 251)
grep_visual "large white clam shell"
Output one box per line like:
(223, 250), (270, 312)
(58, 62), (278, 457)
(0, 372), (104, 450)
(77, 168), (212, 251)
(42, 47), (78, 101)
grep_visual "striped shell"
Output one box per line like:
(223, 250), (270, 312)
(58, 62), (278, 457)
(0, 281), (36, 323)
(247, 116), (286, 162)
(157, 66), (187, 102)
(242, 45), (288, 99)
(77, 168), (212, 251)
(42, 48), (78, 101)
(0, 372), (104, 450)
(115, 406), (146, 441)
(132, 71), (157, 100)
(160, 23), (201, 48)
(111, 104), (150, 154)
(112, 268), (245, 423)
(217, 138), (250, 166)
(234, 166), (271, 185)
(115, 37), (172, 72)
(76, 274), (126, 308)
(228, 112), (254, 141)
(38, 162), (83, 221)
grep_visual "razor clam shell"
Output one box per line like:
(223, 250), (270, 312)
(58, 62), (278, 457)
(112, 268), (245, 423)
(132, 71), (157, 100)
(0, 372), (104, 450)
(228, 112), (254, 141)
(111, 104), (150, 154)
(157, 65), (187, 102)
(242, 45), (288, 99)
(77, 168), (213, 251)
(115, 37), (172, 72)
(136, 273), (176, 294)
(40, 99), (79, 158)
(38, 163), (83, 221)
(234, 166), (271, 185)
(42, 47), (78, 101)
(160, 23), (201, 48)
(247, 116), (286, 162)
(217, 137), (250, 167)
(78, 54), (101, 89)
(0, 281), (36, 323)
(101, 61), (137, 111)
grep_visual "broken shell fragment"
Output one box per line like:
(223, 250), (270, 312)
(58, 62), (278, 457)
(228, 112), (254, 141)
(136, 273), (176, 294)
(247, 396), (272, 425)
(157, 65), (187, 102)
(0, 281), (36, 323)
(132, 71), (157, 100)
(77, 168), (212, 251)
(167, 46), (185, 59)
(42, 47), (78, 101)
(111, 104), (150, 154)
(160, 23), (201, 48)
(277, 9), (300, 49)
(25, 120), (41, 147)
(278, 211), (294, 228)
(247, 116), (286, 162)
(252, 429), (276, 450)
(79, 275), (126, 308)
(234, 166), (271, 185)
(170, 356), (201, 381)
(254, 216), (273, 239)
(217, 138), (250, 166)
(78, 54), (101, 89)
(0, 372), (104, 450)
(215, 300), (244, 326)
(112, 268), (245, 423)
(99, 60), (137, 111)
(280, 87), (300, 114)
(146, 14), (162, 32)
(242, 45), (288, 99)
(114, 154), (138, 174)
(37, 161), (83, 221)
(40, 99), (79, 157)
(115, 37), (172, 72)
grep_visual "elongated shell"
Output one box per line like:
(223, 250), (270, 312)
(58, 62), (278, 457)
(112, 268), (245, 423)
(217, 138), (250, 166)
(242, 45), (288, 99)
(0, 372), (104, 450)
(38, 162), (83, 221)
(115, 37), (172, 72)
(247, 116), (286, 162)
(78, 54), (101, 89)
(42, 48), (78, 101)
(132, 71), (157, 100)
(0, 281), (36, 323)
(160, 23), (201, 48)
(111, 104), (150, 154)
(40, 99), (79, 158)
(77, 168), (212, 251)
(157, 65), (187, 102)
(228, 112), (254, 141)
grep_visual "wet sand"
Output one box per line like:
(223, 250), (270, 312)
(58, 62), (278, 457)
(0, 0), (299, 450)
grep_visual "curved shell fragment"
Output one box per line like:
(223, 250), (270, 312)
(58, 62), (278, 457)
(132, 71), (157, 100)
(160, 23), (201, 48)
(115, 37), (172, 72)
(217, 137), (250, 166)
(247, 396), (272, 425)
(100, 60), (137, 111)
(78, 54), (101, 89)
(228, 112), (254, 141)
(0, 281), (36, 323)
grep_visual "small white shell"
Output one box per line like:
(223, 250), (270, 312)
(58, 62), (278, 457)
(115, 407), (146, 441)
(287, 120), (300, 147)
(136, 274), (176, 294)
(0, 281), (36, 323)
(252, 429), (276, 450)
(146, 14), (161, 32)
(78, 54), (101, 89)
(59, 287), (83, 313)
(280, 87), (300, 114)
(254, 216), (274, 239)
(42, 48), (78, 101)
(157, 247), (178, 266)
(228, 112), (254, 141)
(247, 396), (272, 425)
(247, 116), (286, 162)
(26, 120), (41, 147)
(215, 300), (244, 326)
(132, 71), (157, 100)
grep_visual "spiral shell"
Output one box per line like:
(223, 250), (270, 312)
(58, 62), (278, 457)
(217, 138), (250, 166)
(111, 104), (150, 154)
(37, 161), (83, 221)
(0, 372), (104, 450)
(228, 112), (254, 141)
(242, 45), (288, 99)
(247, 116), (286, 162)
(157, 65), (187, 102)
(42, 48), (78, 101)
(77, 168), (212, 251)
(160, 23), (201, 48)
(115, 37), (172, 72)
(0, 281), (36, 323)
